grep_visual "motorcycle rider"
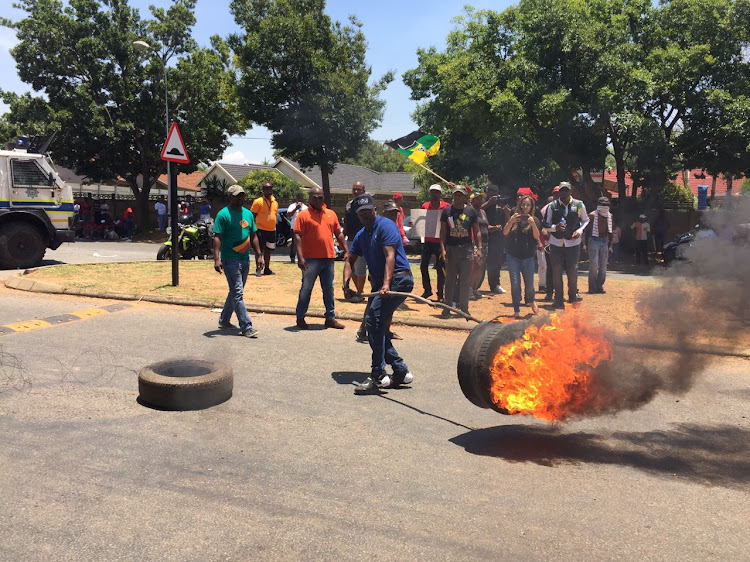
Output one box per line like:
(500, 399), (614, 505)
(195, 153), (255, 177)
(213, 185), (263, 338)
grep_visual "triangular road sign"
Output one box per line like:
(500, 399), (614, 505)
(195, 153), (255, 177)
(161, 122), (190, 164)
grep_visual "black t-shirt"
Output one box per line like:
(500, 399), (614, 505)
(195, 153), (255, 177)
(506, 217), (541, 259)
(441, 205), (477, 246)
(484, 202), (506, 248)
(344, 199), (363, 239)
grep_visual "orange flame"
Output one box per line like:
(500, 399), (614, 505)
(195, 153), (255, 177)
(489, 312), (613, 421)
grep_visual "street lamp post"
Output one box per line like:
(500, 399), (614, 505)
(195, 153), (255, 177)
(134, 39), (179, 285)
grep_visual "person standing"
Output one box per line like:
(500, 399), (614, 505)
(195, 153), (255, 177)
(540, 187), (561, 299)
(213, 185), (263, 338)
(586, 196), (613, 294)
(420, 184), (449, 300)
(652, 209), (670, 258)
(631, 214), (651, 265)
(343, 181), (367, 302)
(504, 194), (541, 318)
(294, 187), (347, 330)
(469, 192), (489, 300)
(611, 222), (622, 263)
(482, 184), (508, 295)
(542, 182), (589, 309)
(440, 185), (482, 317)
(199, 199), (212, 221)
(122, 206), (134, 241)
(250, 182), (279, 276)
(343, 194), (414, 392)
(154, 197), (167, 232)
(286, 192), (308, 264)
(392, 192), (409, 246)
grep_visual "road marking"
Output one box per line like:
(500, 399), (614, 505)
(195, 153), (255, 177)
(0, 304), (132, 336)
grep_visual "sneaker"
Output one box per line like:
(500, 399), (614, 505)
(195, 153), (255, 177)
(263, 268), (274, 275)
(391, 371), (413, 387)
(350, 294), (363, 303)
(296, 319), (308, 330)
(255, 267), (263, 277)
(241, 328), (259, 338)
(491, 286), (506, 294)
(218, 322), (237, 330)
(440, 309), (451, 318)
(473, 290), (482, 299)
(553, 301), (566, 309)
(356, 330), (367, 342)
(388, 331), (402, 340)
(421, 290), (433, 299)
(325, 319), (345, 329)
(354, 375), (391, 394)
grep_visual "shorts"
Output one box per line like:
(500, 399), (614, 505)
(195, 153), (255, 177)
(257, 229), (276, 250)
(353, 255), (367, 276)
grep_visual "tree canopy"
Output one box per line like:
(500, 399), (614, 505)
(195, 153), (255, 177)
(404, 0), (750, 210)
(343, 139), (418, 173)
(237, 169), (303, 201)
(227, 0), (393, 205)
(1, 0), (244, 226)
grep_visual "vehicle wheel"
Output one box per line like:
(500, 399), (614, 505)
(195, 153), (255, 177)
(156, 244), (172, 260)
(275, 232), (287, 247)
(0, 222), (47, 269)
(138, 359), (233, 411)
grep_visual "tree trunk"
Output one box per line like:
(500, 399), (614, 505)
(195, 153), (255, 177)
(726, 175), (733, 197)
(710, 175), (717, 200)
(610, 130), (627, 201)
(131, 174), (154, 231)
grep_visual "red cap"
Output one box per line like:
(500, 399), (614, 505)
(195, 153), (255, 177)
(393, 192), (403, 199)
(516, 187), (538, 201)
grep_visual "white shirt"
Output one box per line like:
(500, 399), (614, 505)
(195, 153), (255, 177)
(287, 201), (308, 229)
(543, 198), (589, 247)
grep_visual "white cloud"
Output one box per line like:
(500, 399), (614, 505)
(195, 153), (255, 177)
(221, 150), (248, 165)
(0, 28), (19, 51)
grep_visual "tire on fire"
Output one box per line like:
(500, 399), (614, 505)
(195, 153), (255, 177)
(138, 359), (233, 410)
(457, 317), (539, 414)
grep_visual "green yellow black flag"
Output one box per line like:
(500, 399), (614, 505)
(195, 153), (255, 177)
(385, 131), (440, 165)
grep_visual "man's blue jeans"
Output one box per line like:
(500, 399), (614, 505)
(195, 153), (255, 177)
(219, 259), (252, 332)
(296, 258), (336, 321)
(158, 214), (166, 232)
(366, 272), (414, 378)
(506, 254), (536, 313)
(588, 237), (609, 292)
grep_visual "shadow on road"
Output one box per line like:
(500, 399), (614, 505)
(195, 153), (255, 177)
(450, 423), (750, 489)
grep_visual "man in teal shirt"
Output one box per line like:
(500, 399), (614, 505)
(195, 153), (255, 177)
(213, 184), (263, 337)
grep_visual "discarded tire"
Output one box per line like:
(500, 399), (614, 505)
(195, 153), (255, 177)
(138, 359), (233, 410)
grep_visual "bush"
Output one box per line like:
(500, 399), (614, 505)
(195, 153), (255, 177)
(237, 169), (304, 201)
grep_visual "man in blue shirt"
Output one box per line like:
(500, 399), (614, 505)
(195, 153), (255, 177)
(213, 184), (263, 338)
(344, 194), (415, 393)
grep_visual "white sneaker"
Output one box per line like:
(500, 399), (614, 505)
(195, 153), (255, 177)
(492, 286), (506, 294)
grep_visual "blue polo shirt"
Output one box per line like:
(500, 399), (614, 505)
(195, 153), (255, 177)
(350, 216), (412, 289)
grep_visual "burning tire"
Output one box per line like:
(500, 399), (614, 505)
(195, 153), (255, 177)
(138, 359), (233, 410)
(457, 318), (537, 414)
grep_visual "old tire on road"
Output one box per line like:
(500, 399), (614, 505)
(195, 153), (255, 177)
(138, 359), (233, 410)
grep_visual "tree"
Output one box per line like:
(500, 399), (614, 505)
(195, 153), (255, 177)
(237, 169), (303, 201)
(343, 139), (418, 173)
(2, 0), (244, 227)
(227, 0), (393, 205)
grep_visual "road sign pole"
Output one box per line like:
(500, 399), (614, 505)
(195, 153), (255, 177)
(169, 160), (179, 286)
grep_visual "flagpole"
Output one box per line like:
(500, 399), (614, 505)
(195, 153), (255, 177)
(416, 162), (452, 184)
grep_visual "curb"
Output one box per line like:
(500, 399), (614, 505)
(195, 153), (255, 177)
(5, 269), (750, 357)
(4, 269), (476, 333)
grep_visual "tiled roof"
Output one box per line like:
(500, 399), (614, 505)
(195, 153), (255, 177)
(218, 163), (275, 182)
(157, 170), (205, 192)
(601, 169), (746, 197)
(290, 162), (417, 193)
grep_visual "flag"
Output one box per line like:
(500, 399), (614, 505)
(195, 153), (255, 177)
(385, 130), (440, 165)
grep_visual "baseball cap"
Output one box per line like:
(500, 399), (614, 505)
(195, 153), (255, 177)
(262, 182), (273, 189)
(393, 192), (403, 200)
(429, 184), (443, 192)
(227, 184), (245, 197)
(639, 214), (647, 219)
(352, 193), (375, 212)
(383, 200), (398, 212)
(558, 182), (571, 191)
(452, 185), (468, 196)
(516, 187), (537, 200)
(597, 196), (610, 206)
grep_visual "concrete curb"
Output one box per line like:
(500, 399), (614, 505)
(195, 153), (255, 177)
(5, 269), (749, 357)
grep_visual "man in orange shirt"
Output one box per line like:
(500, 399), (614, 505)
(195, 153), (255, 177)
(250, 182), (279, 276)
(294, 186), (349, 329)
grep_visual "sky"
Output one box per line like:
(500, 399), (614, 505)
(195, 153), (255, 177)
(0, 0), (512, 165)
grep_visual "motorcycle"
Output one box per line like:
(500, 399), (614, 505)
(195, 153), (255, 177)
(156, 215), (214, 261)
(662, 228), (695, 265)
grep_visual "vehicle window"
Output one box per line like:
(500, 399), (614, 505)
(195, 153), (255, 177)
(12, 160), (49, 187)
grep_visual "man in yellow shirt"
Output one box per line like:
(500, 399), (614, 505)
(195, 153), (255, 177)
(250, 182), (279, 276)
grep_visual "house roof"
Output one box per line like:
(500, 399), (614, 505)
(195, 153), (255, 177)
(199, 162), (276, 185)
(287, 162), (416, 194)
(600, 169), (745, 197)
(157, 170), (204, 192)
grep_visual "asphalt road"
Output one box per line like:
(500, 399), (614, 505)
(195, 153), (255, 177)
(0, 288), (748, 561)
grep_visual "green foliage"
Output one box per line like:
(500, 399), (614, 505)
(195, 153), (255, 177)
(202, 175), (230, 199)
(640, 182), (696, 210)
(237, 169), (303, 201)
(227, 0), (393, 203)
(741, 178), (750, 193)
(343, 139), (417, 173)
(2, 0), (244, 225)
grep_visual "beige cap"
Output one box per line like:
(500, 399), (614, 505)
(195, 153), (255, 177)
(227, 185), (245, 197)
